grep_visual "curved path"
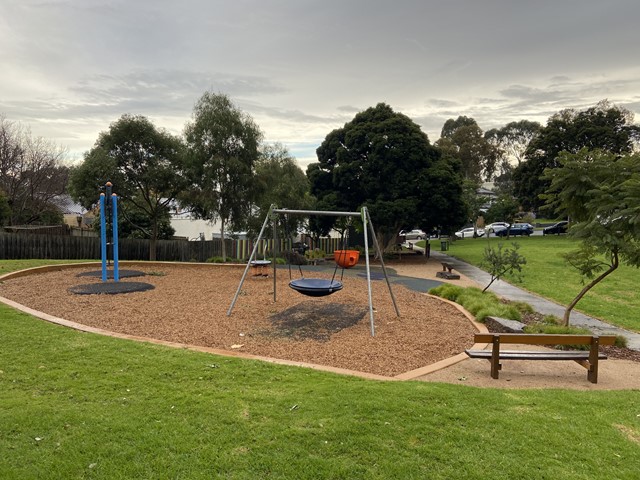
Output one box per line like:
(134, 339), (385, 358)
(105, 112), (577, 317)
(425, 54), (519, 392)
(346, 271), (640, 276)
(430, 250), (640, 351)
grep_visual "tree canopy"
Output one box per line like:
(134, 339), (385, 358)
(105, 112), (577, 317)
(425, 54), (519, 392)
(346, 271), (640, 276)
(436, 116), (499, 184)
(182, 92), (262, 260)
(69, 114), (185, 260)
(542, 148), (640, 325)
(513, 101), (638, 213)
(484, 120), (542, 166)
(247, 143), (311, 238)
(308, 103), (465, 247)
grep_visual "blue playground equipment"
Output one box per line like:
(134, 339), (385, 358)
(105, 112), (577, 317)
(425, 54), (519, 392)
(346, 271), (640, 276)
(99, 181), (119, 282)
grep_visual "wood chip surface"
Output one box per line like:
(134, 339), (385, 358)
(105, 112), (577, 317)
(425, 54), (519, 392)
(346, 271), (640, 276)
(0, 263), (476, 377)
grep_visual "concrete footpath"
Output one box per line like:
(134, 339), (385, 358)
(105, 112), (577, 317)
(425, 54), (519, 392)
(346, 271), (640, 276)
(430, 250), (640, 351)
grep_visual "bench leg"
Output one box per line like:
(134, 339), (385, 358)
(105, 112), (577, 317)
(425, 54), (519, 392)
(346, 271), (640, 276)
(490, 336), (501, 379)
(587, 337), (600, 384)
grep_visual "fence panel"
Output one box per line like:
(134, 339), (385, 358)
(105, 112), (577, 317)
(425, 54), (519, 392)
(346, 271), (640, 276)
(0, 233), (344, 262)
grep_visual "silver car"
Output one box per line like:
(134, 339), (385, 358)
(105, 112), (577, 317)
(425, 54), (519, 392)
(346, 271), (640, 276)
(399, 229), (426, 240)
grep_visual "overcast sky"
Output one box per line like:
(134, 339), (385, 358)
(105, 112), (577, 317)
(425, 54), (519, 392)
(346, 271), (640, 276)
(2, 0), (639, 168)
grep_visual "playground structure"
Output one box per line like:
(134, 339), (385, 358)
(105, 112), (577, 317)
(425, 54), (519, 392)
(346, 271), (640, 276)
(99, 181), (119, 282)
(227, 205), (400, 336)
(69, 182), (152, 295)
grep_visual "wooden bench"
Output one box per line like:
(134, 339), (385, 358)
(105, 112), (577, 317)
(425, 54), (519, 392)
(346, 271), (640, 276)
(436, 262), (460, 280)
(465, 333), (617, 383)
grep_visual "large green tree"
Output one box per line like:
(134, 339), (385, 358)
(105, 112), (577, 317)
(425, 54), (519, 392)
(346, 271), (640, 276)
(69, 114), (185, 260)
(485, 120), (542, 195)
(308, 103), (465, 249)
(183, 92), (262, 261)
(436, 116), (500, 184)
(485, 120), (542, 167)
(247, 143), (311, 239)
(513, 101), (638, 213)
(542, 148), (640, 325)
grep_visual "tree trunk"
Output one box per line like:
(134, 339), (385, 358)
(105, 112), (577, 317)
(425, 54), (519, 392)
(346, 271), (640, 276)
(376, 232), (389, 259)
(482, 276), (497, 293)
(221, 218), (226, 262)
(149, 220), (158, 261)
(562, 254), (619, 326)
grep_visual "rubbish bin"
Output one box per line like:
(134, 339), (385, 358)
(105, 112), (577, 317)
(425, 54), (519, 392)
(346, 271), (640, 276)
(440, 239), (449, 251)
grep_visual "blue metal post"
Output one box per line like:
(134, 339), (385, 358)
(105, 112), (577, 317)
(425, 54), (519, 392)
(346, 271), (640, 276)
(112, 194), (119, 282)
(99, 193), (107, 282)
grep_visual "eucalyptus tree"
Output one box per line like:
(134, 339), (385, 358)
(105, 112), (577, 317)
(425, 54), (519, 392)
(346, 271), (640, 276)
(247, 143), (311, 239)
(513, 101), (638, 213)
(484, 120), (542, 166)
(182, 92), (263, 261)
(436, 116), (500, 184)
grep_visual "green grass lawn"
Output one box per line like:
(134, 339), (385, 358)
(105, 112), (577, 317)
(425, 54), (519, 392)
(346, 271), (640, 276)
(0, 259), (96, 276)
(1, 302), (640, 479)
(2, 259), (640, 478)
(445, 236), (640, 332)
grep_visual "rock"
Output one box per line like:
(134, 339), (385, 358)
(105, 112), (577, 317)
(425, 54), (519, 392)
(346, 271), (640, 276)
(485, 316), (526, 333)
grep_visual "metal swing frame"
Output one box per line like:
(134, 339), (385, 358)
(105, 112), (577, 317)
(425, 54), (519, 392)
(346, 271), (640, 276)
(226, 205), (400, 336)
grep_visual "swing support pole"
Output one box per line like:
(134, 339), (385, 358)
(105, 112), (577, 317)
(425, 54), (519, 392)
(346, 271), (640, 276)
(226, 204), (274, 316)
(363, 207), (400, 317)
(361, 207), (376, 336)
(226, 206), (401, 337)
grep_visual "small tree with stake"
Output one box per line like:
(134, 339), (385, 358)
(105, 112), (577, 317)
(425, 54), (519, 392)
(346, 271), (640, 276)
(542, 148), (640, 325)
(480, 242), (527, 293)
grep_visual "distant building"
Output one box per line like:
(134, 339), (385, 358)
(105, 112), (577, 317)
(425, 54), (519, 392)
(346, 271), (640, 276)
(168, 203), (247, 240)
(477, 185), (497, 212)
(50, 194), (95, 229)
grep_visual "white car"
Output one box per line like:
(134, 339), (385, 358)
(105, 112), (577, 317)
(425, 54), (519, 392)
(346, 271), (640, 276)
(399, 229), (426, 240)
(486, 222), (510, 232)
(486, 222), (510, 235)
(454, 227), (485, 239)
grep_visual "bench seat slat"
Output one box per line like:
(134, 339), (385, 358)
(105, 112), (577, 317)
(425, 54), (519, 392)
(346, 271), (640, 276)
(473, 333), (616, 346)
(465, 349), (607, 361)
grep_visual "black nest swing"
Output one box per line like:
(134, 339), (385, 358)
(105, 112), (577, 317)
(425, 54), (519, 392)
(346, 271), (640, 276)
(289, 277), (343, 297)
(286, 227), (350, 297)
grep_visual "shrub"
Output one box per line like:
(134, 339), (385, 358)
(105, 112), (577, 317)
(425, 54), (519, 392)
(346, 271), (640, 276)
(542, 314), (562, 325)
(512, 301), (535, 314)
(305, 248), (327, 260)
(429, 284), (464, 302)
(430, 285), (523, 322)
(524, 324), (591, 335)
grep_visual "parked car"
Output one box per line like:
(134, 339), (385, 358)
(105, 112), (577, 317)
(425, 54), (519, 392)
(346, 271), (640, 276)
(399, 229), (426, 241)
(543, 221), (569, 235)
(486, 222), (510, 232)
(495, 223), (533, 237)
(454, 227), (485, 239)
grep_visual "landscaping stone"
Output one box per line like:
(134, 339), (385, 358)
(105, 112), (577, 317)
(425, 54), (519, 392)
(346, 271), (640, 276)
(485, 316), (526, 333)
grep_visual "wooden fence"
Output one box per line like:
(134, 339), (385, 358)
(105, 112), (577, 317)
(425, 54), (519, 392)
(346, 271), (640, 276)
(0, 233), (346, 262)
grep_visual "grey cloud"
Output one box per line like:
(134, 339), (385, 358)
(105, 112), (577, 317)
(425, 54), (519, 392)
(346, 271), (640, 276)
(336, 105), (361, 113)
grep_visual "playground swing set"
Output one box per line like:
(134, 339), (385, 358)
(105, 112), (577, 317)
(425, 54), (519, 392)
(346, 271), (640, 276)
(227, 205), (400, 336)
(285, 215), (354, 297)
